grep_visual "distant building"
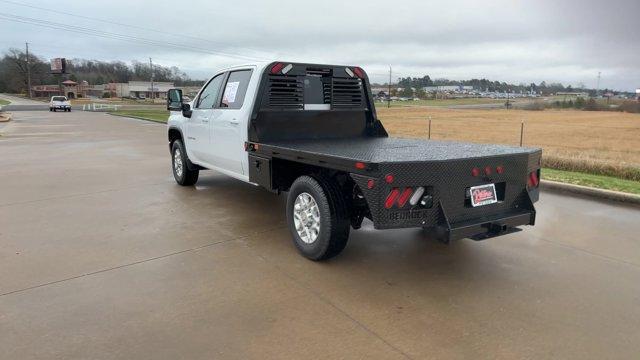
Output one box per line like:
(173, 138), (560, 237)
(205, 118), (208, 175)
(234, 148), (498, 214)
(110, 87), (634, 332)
(422, 85), (473, 92)
(105, 81), (174, 99)
(636, 88), (640, 101)
(32, 80), (89, 98)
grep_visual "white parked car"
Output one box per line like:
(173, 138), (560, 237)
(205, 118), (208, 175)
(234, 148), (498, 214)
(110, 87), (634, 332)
(49, 96), (71, 112)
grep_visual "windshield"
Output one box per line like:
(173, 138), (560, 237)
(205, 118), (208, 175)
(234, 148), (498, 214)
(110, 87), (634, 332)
(52, 96), (67, 101)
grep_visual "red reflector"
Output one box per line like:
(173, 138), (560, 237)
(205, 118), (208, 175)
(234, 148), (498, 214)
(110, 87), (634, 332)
(528, 171), (539, 188)
(270, 62), (284, 74)
(367, 179), (375, 189)
(385, 188), (400, 209)
(397, 187), (413, 207)
(484, 166), (492, 175)
(385, 174), (394, 183)
(355, 162), (366, 170)
(471, 167), (480, 177)
(496, 165), (504, 174)
(353, 67), (365, 79)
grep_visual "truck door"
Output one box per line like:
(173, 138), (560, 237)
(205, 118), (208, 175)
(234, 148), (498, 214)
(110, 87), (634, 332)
(186, 73), (225, 164)
(211, 69), (253, 174)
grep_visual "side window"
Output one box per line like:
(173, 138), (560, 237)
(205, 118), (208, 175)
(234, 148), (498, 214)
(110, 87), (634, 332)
(220, 70), (252, 109)
(196, 74), (224, 109)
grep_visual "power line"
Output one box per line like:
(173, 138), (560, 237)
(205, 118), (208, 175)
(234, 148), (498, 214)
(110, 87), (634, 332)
(0, 12), (270, 62)
(0, 0), (275, 59)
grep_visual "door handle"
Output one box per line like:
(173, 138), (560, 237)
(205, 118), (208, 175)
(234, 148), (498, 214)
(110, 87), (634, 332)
(202, 119), (209, 123)
(229, 119), (239, 125)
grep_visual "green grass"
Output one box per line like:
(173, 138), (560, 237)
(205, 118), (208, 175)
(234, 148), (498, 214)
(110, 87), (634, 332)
(109, 109), (169, 123)
(542, 168), (640, 195)
(376, 98), (506, 107)
(0, 99), (10, 106)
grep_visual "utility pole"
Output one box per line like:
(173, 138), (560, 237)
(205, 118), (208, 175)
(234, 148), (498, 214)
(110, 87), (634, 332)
(595, 71), (601, 97)
(149, 57), (154, 101)
(25, 42), (32, 98)
(387, 65), (392, 108)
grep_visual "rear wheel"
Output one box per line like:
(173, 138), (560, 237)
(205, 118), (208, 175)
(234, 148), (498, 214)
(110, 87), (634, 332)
(171, 140), (199, 186)
(287, 175), (350, 261)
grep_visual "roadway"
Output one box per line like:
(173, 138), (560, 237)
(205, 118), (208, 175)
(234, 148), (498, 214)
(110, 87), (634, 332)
(1, 111), (639, 359)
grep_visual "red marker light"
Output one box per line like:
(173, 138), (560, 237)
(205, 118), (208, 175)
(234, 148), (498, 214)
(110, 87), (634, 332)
(484, 166), (492, 175)
(353, 67), (365, 79)
(528, 171), (539, 188)
(270, 62), (284, 74)
(471, 167), (480, 177)
(355, 162), (366, 170)
(367, 179), (375, 189)
(385, 174), (394, 184)
(496, 165), (504, 174)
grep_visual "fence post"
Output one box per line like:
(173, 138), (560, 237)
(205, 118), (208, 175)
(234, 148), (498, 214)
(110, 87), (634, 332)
(519, 121), (524, 146)
(428, 116), (432, 140)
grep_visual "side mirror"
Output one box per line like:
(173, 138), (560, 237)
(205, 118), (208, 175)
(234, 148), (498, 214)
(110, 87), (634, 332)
(167, 88), (183, 111)
(181, 103), (192, 118)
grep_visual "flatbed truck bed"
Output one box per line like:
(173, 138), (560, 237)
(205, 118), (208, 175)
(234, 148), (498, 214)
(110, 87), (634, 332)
(167, 61), (542, 260)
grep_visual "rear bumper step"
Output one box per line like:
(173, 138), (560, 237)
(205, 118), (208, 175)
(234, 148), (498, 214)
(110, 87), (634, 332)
(436, 210), (535, 243)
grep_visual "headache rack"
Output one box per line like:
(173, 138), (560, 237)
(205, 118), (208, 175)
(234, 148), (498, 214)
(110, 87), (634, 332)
(262, 64), (366, 110)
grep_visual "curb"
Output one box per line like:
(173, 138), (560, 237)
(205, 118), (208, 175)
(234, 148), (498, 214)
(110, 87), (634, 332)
(540, 180), (640, 206)
(107, 112), (166, 124)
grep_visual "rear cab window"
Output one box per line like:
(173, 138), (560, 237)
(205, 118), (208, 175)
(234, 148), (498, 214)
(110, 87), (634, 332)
(221, 70), (252, 109)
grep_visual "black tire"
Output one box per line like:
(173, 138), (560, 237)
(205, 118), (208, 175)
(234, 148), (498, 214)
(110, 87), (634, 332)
(171, 139), (199, 186)
(53, 108), (56, 112)
(49, 108), (52, 112)
(67, 108), (71, 112)
(286, 175), (350, 261)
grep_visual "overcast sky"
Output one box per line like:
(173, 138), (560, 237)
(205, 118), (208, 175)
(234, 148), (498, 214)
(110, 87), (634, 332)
(0, 0), (638, 91)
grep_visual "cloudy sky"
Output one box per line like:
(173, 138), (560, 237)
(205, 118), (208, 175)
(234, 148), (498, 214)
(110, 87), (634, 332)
(0, 0), (638, 91)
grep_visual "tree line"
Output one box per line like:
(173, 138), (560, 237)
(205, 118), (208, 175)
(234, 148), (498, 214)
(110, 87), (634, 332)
(383, 75), (618, 96)
(0, 48), (203, 94)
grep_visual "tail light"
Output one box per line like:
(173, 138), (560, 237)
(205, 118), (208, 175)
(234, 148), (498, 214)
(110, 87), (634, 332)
(471, 167), (481, 177)
(397, 188), (413, 207)
(496, 165), (504, 174)
(385, 188), (400, 209)
(527, 170), (539, 189)
(484, 166), (492, 175)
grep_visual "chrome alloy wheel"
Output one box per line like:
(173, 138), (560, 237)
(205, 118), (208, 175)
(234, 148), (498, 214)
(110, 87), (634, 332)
(173, 147), (184, 178)
(293, 192), (321, 244)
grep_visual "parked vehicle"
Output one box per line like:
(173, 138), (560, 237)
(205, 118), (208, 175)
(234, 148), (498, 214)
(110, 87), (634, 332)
(166, 62), (541, 261)
(49, 96), (71, 112)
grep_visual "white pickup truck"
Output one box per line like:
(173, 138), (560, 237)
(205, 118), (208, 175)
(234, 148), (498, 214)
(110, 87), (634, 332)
(166, 62), (541, 261)
(49, 96), (71, 112)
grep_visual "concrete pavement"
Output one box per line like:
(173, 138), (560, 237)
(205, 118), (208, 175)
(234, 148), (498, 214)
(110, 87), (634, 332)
(1, 111), (639, 359)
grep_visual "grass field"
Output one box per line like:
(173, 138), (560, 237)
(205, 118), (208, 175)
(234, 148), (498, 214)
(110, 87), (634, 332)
(110, 109), (169, 123)
(377, 106), (640, 181)
(376, 98), (506, 107)
(0, 99), (10, 106)
(542, 168), (640, 195)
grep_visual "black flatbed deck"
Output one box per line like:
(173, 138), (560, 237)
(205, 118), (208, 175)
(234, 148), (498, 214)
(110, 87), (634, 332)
(257, 137), (539, 165)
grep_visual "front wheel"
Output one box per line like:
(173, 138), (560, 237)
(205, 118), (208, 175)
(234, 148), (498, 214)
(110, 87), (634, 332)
(171, 140), (199, 186)
(286, 175), (350, 261)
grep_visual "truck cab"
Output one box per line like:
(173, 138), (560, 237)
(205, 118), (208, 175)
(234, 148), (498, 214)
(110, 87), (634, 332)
(167, 62), (541, 261)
